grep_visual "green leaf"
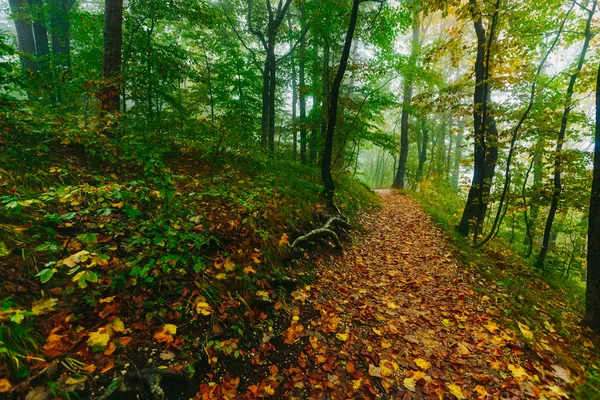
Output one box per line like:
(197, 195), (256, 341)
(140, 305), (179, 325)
(86, 271), (99, 283)
(10, 312), (25, 324)
(36, 268), (57, 283)
(77, 233), (97, 245)
(0, 241), (8, 257)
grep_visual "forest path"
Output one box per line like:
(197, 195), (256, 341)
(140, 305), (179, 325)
(280, 190), (572, 399)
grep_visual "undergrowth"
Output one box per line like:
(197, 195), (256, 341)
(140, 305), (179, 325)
(0, 119), (376, 394)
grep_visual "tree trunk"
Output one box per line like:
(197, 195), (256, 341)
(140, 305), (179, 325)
(416, 120), (428, 182)
(100, 0), (123, 116)
(261, 62), (270, 147)
(457, 0), (500, 238)
(392, 8), (420, 189)
(535, 0), (597, 269)
(267, 43), (277, 153)
(50, 0), (74, 71)
(321, 41), (329, 140)
(452, 120), (464, 190)
(321, 0), (362, 209)
(310, 40), (319, 164)
(9, 0), (38, 75)
(584, 62), (600, 333)
(288, 15), (298, 161)
(299, 26), (307, 164)
(31, 0), (49, 72)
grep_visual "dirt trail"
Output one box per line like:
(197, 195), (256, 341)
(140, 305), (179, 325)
(278, 191), (573, 399)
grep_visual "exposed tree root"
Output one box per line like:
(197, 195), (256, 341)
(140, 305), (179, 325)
(290, 215), (351, 257)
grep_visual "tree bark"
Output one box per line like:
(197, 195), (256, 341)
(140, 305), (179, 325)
(321, 41), (330, 140)
(288, 15), (298, 160)
(321, 0), (365, 209)
(310, 40), (319, 163)
(457, 0), (500, 238)
(100, 0), (123, 116)
(584, 62), (600, 333)
(50, 0), (74, 71)
(30, 0), (49, 72)
(416, 119), (428, 182)
(535, 0), (597, 269)
(392, 8), (419, 189)
(452, 120), (464, 190)
(299, 23), (307, 164)
(9, 0), (37, 75)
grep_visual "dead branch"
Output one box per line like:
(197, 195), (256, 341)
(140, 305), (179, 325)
(290, 216), (351, 256)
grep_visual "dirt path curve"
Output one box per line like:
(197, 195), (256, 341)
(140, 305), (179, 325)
(280, 191), (570, 399)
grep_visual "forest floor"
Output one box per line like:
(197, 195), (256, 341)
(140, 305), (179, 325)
(251, 190), (600, 399)
(4, 186), (600, 399)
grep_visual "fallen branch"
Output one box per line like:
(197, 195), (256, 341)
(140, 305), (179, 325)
(290, 216), (351, 257)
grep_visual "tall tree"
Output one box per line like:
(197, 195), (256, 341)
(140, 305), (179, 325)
(457, 0), (501, 239)
(392, 3), (420, 189)
(321, 0), (385, 208)
(535, 0), (597, 269)
(100, 0), (123, 116)
(246, 0), (293, 152)
(8, 0), (37, 75)
(298, 4), (307, 164)
(585, 62), (600, 333)
(50, 0), (76, 72)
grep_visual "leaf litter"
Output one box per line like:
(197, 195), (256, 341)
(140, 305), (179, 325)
(273, 191), (593, 399)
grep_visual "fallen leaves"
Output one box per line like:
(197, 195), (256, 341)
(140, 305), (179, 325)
(447, 383), (466, 399)
(0, 379), (11, 393)
(414, 358), (431, 370)
(153, 324), (177, 345)
(517, 321), (534, 340)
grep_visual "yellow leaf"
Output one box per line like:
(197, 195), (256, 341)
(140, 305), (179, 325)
(473, 385), (488, 398)
(71, 270), (86, 283)
(484, 321), (499, 333)
(163, 324), (177, 335)
(87, 331), (110, 348)
(0, 379), (11, 393)
(224, 258), (236, 272)
(387, 302), (399, 309)
(31, 298), (58, 315)
(508, 363), (528, 381)
(414, 358), (431, 370)
(256, 290), (269, 298)
(215, 273), (227, 280)
(517, 321), (534, 340)
(543, 320), (555, 332)
(279, 234), (289, 246)
(372, 328), (382, 336)
(381, 338), (392, 349)
(61, 250), (90, 268)
(112, 319), (128, 333)
(336, 333), (349, 341)
(196, 301), (213, 316)
(403, 377), (416, 392)
(457, 342), (470, 356)
(490, 360), (504, 370)
(99, 296), (116, 304)
(447, 383), (466, 399)
(243, 266), (256, 274)
(547, 385), (568, 398)
(411, 370), (426, 381)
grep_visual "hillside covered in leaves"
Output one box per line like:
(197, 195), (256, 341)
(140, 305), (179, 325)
(2, 0), (600, 399)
